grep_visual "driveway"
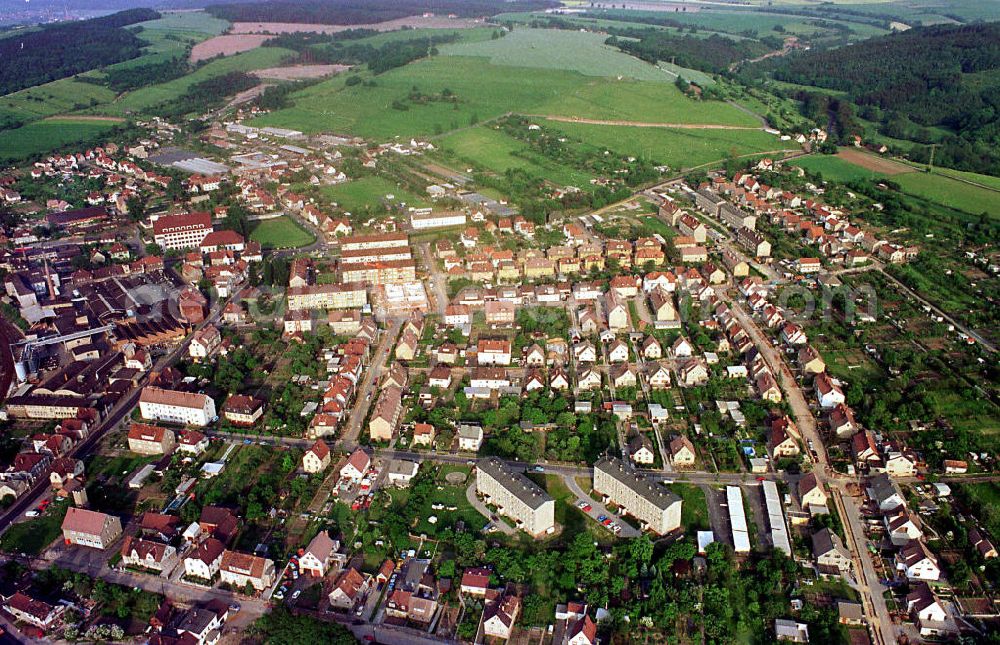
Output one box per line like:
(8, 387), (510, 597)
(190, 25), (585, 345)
(464, 482), (515, 536)
(562, 474), (641, 538)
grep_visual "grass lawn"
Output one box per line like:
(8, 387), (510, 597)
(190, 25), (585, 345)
(0, 503), (68, 555)
(438, 126), (594, 187)
(250, 216), (316, 249)
(640, 215), (678, 239)
(0, 118), (118, 163)
(320, 176), (429, 212)
(892, 172), (1000, 218)
(931, 166), (1000, 191)
(542, 120), (796, 171)
(791, 154), (886, 184)
(821, 348), (883, 382)
(88, 453), (159, 479)
(673, 483), (709, 531)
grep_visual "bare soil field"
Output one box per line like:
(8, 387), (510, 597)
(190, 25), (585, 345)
(253, 64), (351, 80)
(229, 15), (484, 34)
(836, 147), (915, 175)
(190, 34), (273, 63)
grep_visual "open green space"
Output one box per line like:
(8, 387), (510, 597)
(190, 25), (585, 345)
(440, 28), (673, 81)
(133, 10), (230, 36)
(0, 503), (68, 556)
(0, 118), (118, 163)
(674, 483), (709, 531)
(790, 154), (886, 183)
(320, 176), (430, 212)
(438, 126), (594, 187)
(931, 166), (1000, 191)
(250, 216), (316, 249)
(541, 120), (796, 170)
(534, 78), (758, 126)
(0, 78), (119, 124)
(892, 172), (1000, 217)
(251, 47), (756, 139)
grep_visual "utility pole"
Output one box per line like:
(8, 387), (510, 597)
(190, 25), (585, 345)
(927, 143), (937, 172)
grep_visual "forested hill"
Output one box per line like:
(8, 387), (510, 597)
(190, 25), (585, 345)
(205, 0), (557, 24)
(757, 22), (1000, 175)
(764, 22), (1000, 108)
(0, 8), (158, 95)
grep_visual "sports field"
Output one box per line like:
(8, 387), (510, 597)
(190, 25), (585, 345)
(320, 176), (430, 213)
(0, 118), (118, 163)
(249, 216), (315, 249)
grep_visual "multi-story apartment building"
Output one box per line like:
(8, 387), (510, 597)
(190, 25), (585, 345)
(338, 232), (409, 252)
(339, 259), (416, 285)
(127, 423), (176, 455)
(737, 227), (772, 259)
(139, 387), (217, 427)
(594, 457), (682, 535)
(369, 385), (403, 441)
(476, 457), (554, 537)
(153, 212), (213, 251)
(340, 246), (412, 264)
(286, 283), (368, 311)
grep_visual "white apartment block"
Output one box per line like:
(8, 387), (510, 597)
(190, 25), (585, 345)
(476, 457), (554, 537)
(594, 457), (682, 535)
(139, 387), (217, 427)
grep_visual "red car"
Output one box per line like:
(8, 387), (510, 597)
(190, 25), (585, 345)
(582, 504), (592, 512)
(602, 518), (613, 526)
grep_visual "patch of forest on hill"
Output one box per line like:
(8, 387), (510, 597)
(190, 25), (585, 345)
(607, 30), (772, 75)
(0, 8), (159, 95)
(754, 22), (1000, 175)
(264, 29), (462, 74)
(205, 0), (556, 24)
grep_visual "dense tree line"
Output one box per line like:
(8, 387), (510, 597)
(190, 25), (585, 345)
(607, 31), (770, 75)
(0, 8), (158, 95)
(206, 0), (556, 24)
(266, 31), (460, 74)
(92, 56), (189, 93)
(755, 22), (1000, 174)
(152, 70), (258, 119)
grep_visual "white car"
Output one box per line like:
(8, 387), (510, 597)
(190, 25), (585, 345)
(25, 510), (39, 518)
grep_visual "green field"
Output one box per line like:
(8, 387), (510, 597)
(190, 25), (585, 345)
(928, 167), (1000, 192)
(320, 176), (430, 213)
(439, 126), (594, 187)
(541, 119), (796, 170)
(252, 32), (757, 139)
(441, 28), (673, 81)
(893, 172), (1000, 217)
(134, 10), (230, 35)
(0, 118), (118, 162)
(250, 216), (316, 249)
(791, 154), (886, 183)
(534, 78), (757, 125)
(93, 46), (294, 116)
(0, 78), (119, 125)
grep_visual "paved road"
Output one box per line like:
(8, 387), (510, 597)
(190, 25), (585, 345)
(418, 242), (448, 318)
(337, 316), (403, 451)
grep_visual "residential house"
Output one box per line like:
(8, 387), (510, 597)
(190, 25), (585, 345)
(302, 439), (331, 474)
(670, 435), (696, 468)
(219, 551), (275, 591)
(299, 530), (338, 578)
(62, 507), (123, 549)
(897, 541), (940, 580)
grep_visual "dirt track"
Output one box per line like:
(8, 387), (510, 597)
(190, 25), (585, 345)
(254, 64), (351, 80)
(529, 115), (762, 130)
